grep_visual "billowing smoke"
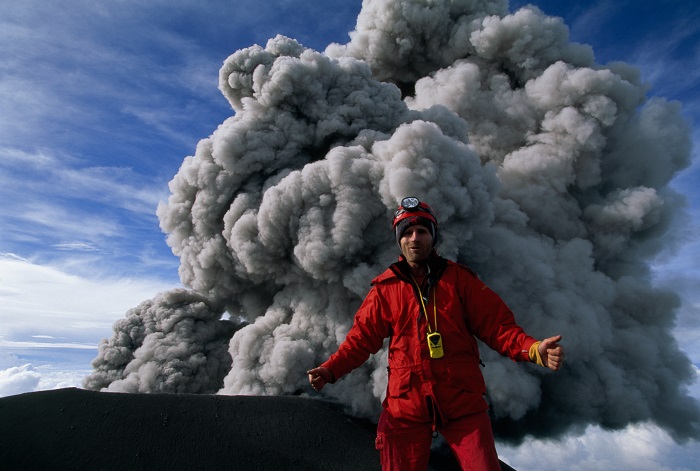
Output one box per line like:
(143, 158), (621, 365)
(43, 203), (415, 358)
(84, 289), (238, 394)
(84, 0), (699, 441)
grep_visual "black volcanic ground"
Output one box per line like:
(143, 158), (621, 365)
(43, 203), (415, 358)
(0, 388), (516, 470)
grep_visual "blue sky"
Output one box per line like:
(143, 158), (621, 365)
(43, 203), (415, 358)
(1, 0), (699, 469)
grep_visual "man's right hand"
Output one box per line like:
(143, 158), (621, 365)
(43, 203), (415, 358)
(307, 366), (332, 392)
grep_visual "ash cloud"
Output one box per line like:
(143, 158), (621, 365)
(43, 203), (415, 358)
(84, 289), (238, 394)
(85, 0), (698, 442)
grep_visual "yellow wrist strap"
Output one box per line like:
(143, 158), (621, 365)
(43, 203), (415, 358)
(529, 341), (545, 367)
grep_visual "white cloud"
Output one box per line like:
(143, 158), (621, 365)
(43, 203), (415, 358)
(0, 253), (179, 398)
(0, 364), (41, 397)
(0, 253), (179, 344)
(0, 362), (92, 398)
(499, 420), (700, 471)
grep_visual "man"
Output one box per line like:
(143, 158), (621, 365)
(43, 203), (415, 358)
(308, 197), (564, 470)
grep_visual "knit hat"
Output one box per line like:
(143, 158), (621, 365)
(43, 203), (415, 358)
(395, 215), (436, 245)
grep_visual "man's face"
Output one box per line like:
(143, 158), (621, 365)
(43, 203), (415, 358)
(399, 224), (433, 265)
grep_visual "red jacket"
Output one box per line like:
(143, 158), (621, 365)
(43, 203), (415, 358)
(322, 254), (537, 424)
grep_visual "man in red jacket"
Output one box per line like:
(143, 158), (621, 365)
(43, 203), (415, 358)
(308, 197), (564, 470)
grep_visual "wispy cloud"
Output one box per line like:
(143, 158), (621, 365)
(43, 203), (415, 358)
(0, 145), (173, 272)
(628, 15), (700, 100)
(0, 146), (169, 213)
(53, 243), (102, 252)
(19, 203), (122, 239)
(0, 340), (96, 350)
(0, 2), (229, 162)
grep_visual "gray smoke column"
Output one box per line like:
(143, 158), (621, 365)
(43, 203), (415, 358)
(85, 0), (698, 441)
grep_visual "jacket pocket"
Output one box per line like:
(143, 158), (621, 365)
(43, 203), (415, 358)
(444, 361), (485, 395)
(388, 367), (412, 397)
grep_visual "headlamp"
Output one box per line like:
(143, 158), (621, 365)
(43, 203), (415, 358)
(394, 196), (433, 218)
(401, 197), (420, 210)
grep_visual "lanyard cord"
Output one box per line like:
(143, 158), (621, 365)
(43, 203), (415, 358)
(410, 275), (437, 333)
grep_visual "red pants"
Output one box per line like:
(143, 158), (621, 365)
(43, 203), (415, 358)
(375, 409), (501, 471)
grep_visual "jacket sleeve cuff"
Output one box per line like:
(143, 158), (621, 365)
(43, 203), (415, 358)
(320, 361), (338, 383)
(529, 341), (545, 367)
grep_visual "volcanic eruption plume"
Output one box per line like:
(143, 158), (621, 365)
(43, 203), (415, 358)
(84, 0), (698, 442)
